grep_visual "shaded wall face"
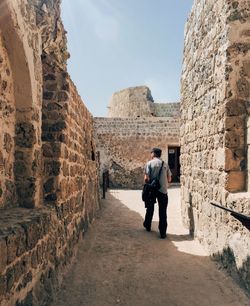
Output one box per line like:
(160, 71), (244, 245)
(42, 57), (100, 222)
(181, 0), (250, 290)
(0, 34), (16, 208)
(95, 117), (180, 189)
(0, 1), (100, 305)
(0, 0), (44, 209)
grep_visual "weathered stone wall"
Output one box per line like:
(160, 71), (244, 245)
(94, 117), (179, 188)
(101, 86), (180, 188)
(153, 102), (180, 118)
(107, 86), (155, 118)
(42, 60), (100, 225)
(181, 0), (250, 290)
(107, 86), (180, 119)
(0, 0), (44, 209)
(0, 0), (100, 305)
(0, 34), (16, 208)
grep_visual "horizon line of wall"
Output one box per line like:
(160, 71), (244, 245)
(106, 86), (180, 118)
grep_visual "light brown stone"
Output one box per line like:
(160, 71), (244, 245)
(226, 171), (245, 192)
(0, 0), (99, 304)
(181, 0), (250, 292)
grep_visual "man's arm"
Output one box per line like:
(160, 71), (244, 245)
(167, 165), (172, 183)
(144, 162), (150, 183)
(144, 174), (150, 183)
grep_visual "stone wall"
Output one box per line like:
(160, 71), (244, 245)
(42, 60), (99, 225)
(153, 102), (180, 117)
(107, 86), (180, 119)
(101, 86), (180, 188)
(94, 117), (179, 188)
(181, 0), (250, 290)
(0, 0), (44, 209)
(0, 0), (100, 305)
(0, 33), (16, 208)
(107, 86), (155, 118)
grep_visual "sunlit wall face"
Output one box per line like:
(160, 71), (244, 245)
(61, 0), (193, 117)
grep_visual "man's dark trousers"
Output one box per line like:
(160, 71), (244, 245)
(144, 191), (168, 235)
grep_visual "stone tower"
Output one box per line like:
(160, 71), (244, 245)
(107, 86), (155, 118)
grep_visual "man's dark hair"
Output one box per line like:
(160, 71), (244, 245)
(151, 148), (162, 158)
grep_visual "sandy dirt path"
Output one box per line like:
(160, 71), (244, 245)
(55, 188), (249, 306)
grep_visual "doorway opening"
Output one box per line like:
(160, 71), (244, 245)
(168, 146), (180, 183)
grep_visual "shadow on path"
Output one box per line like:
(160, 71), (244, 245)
(167, 234), (192, 241)
(55, 191), (249, 306)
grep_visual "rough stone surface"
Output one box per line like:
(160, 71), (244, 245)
(107, 86), (155, 118)
(0, 0), (100, 305)
(153, 102), (180, 117)
(94, 117), (179, 188)
(107, 86), (180, 118)
(181, 0), (250, 292)
(0, 32), (16, 208)
(96, 87), (180, 188)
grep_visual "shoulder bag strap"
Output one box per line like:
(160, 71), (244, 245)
(157, 161), (164, 180)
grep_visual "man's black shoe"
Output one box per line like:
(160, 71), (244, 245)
(160, 233), (166, 239)
(143, 222), (151, 232)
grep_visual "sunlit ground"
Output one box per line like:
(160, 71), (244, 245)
(109, 187), (208, 257)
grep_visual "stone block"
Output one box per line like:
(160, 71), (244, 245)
(225, 116), (245, 131)
(0, 237), (7, 274)
(45, 193), (57, 202)
(0, 275), (7, 297)
(242, 61), (250, 78)
(21, 221), (43, 250)
(43, 178), (55, 193)
(6, 234), (17, 265)
(51, 121), (67, 132)
(16, 291), (34, 306)
(42, 121), (66, 132)
(3, 133), (12, 153)
(16, 271), (33, 293)
(42, 132), (55, 142)
(62, 81), (69, 91)
(31, 250), (38, 269)
(225, 171), (245, 192)
(237, 78), (250, 98)
(14, 161), (27, 177)
(42, 142), (61, 158)
(16, 178), (36, 199)
(44, 160), (61, 176)
(225, 131), (242, 148)
(225, 148), (245, 171)
(13, 261), (25, 285)
(215, 148), (225, 170)
(45, 82), (57, 91)
(43, 91), (54, 100)
(57, 91), (69, 102)
(6, 266), (15, 292)
(225, 99), (246, 116)
(44, 74), (56, 81)
(46, 102), (63, 111)
(14, 151), (24, 161)
(20, 199), (35, 209)
(15, 122), (36, 148)
(16, 227), (26, 257)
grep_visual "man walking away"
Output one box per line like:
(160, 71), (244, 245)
(143, 148), (172, 239)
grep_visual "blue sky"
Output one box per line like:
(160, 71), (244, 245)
(61, 0), (194, 117)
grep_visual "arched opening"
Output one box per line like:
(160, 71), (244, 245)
(0, 1), (41, 208)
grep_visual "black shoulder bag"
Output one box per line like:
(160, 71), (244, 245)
(142, 161), (164, 203)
